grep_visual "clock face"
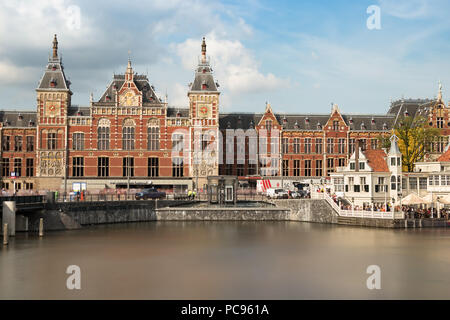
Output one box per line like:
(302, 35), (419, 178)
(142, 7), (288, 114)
(197, 103), (211, 118)
(120, 91), (139, 107)
(45, 101), (60, 117)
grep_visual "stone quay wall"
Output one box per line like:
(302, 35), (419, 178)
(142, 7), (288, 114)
(8, 198), (450, 232)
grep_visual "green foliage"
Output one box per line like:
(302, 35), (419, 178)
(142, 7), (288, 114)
(389, 116), (441, 172)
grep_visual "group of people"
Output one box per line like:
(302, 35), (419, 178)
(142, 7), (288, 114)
(187, 190), (197, 200)
(337, 202), (391, 212)
(402, 206), (449, 219)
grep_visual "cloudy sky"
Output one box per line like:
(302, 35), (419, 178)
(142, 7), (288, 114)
(0, 0), (449, 114)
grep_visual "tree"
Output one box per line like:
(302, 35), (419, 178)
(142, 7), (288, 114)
(378, 116), (441, 172)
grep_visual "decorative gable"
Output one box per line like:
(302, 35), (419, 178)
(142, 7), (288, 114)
(324, 104), (348, 131)
(257, 102), (280, 130)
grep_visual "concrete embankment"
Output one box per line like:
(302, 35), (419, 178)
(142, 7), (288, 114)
(26, 199), (324, 231)
(27, 200), (190, 231)
(6, 198), (450, 232)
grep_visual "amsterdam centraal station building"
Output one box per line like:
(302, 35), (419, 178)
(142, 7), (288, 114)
(0, 35), (448, 194)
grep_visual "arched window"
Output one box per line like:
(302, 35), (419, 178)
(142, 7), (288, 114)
(123, 118), (135, 150)
(98, 118), (110, 150)
(147, 119), (160, 151)
(397, 176), (401, 191)
(391, 176), (396, 190)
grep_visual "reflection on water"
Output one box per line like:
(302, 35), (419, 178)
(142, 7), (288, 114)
(1, 221), (450, 299)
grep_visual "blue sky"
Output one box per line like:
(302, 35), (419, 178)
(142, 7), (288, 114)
(0, 0), (449, 114)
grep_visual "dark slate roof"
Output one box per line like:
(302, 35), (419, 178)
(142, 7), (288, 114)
(167, 107), (189, 118)
(387, 99), (437, 125)
(219, 113), (262, 130)
(342, 114), (395, 131)
(189, 64), (218, 92)
(0, 111), (37, 127)
(276, 114), (330, 131)
(96, 74), (162, 104)
(37, 57), (71, 91)
(67, 106), (91, 117)
(220, 113), (395, 131)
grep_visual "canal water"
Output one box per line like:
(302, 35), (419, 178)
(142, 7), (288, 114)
(1, 221), (450, 299)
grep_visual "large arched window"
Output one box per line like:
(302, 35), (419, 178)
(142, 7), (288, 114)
(123, 118), (135, 150)
(98, 118), (110, 150)
(147, 119), (160, 151)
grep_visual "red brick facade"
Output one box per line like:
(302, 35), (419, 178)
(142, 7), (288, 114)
(0, 36), (448, 193)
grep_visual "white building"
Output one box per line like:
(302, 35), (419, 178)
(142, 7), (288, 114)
(330, 135), (402, 207)
(402, 144), (450, 197)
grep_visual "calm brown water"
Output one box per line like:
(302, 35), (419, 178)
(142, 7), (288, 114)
(1, 221), (450, 299)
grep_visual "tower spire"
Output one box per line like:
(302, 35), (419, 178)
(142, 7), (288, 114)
(126, 50), (133, 81)
(438, 80), (443, 102)
(201, 37), (207, 64)
(52, 34), (58, 59)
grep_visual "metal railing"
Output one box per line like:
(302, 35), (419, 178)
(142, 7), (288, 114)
(311, 191), (405, 219)
(0, 195), (45, 205)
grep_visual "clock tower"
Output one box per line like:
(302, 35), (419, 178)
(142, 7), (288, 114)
(36, 35), (72, 188)
(188, 37), (220, 190)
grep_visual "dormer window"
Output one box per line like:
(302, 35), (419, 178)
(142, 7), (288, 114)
(249, 120), (254, 129)
(77, 111), (82, 116)
(227, 121), (231, 129)
(305, 117), (310, 124)
(404, 111), (409, 117)
(360, 122), (366, 130)
(51, 64), (57, 71)
(317, 123), (322, 130)
(113, 83), (117, 90)
(202, 80), (207, 90)
(50, 78), (57, 87)
(371, 117), (375, 125)
(29, 120), (34, 127)
(105, 95), (111, 101)
(18, 114), (23, 120)
(349, 117), (353, 124)
(177, 111), (181, 118)
(383, 123), (388, 130)
(333, 120), (339, 131)
(4, 118), (9, 126)
(294, 121), (299, 129)
(202, 68), (206, 74)
(265, 120), (272, 132)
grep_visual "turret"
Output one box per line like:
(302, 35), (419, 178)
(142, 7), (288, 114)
(388, 134), (402, 201)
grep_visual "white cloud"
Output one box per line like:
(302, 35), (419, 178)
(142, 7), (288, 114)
(0, 0), (93, 51)
(378, 0), (429, 19)
(170, 83), (189, 107)
(0, 60), (36, 85)
(175, 32), (289, 99)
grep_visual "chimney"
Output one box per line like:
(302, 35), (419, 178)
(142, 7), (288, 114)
(355, 139), (360, 172)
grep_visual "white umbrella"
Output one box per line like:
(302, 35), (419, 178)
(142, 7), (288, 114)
(401, 193), (425, 205)
(438, 194), (450, 205)
(422, 193), (438, 205)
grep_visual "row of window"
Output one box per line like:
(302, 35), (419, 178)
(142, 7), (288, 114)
(429, 175), (450, 186)
(0, 181), (34, 191)
(1, 158), (34, 177)
(2, 136), (35, 152)
(280, 138), (379, 155)
(74, 127), (160, 151)
(72, 157), (184, 178)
